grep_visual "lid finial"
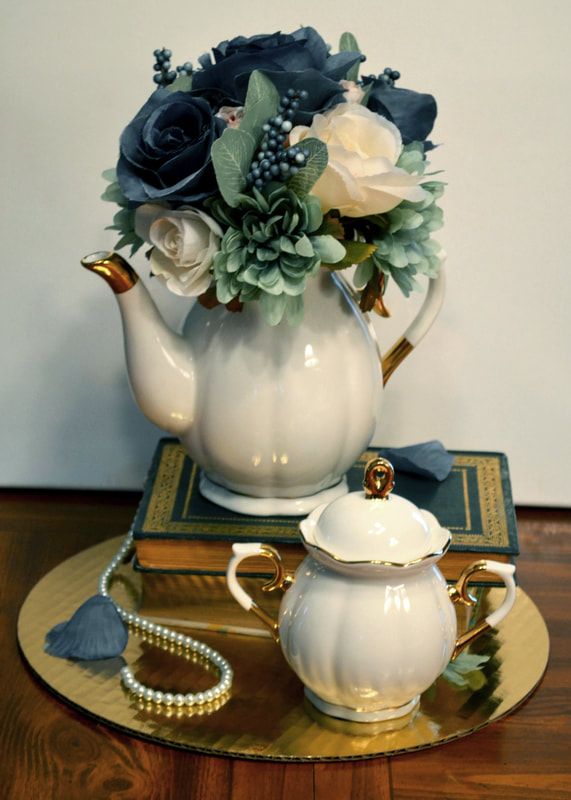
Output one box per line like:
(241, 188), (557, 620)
(363, 458), (395, 499)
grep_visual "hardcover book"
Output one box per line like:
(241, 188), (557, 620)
(133, 439), (519, 580)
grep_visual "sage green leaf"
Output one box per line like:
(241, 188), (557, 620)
(304, 194), (323, 232)
(260, 292), (288, 326)
(287, 139), (328, 197)
(101, 168), (117, 183)
(339, 32), (361, 81)
(211, 128), (256, 207)
(311, 235), (345, 264)
(285, 295), (304, 326)
(166, 74), (193, 93)
(295, 234), (314, 258)
(240, 70), (280, 140)
(354, 258), (374, 288)
(101, 181), (126, 205)
(323, 240), (378, 270)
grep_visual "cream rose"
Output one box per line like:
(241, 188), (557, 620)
(289, 103), (428, 217)
(134, 205), (222, 297)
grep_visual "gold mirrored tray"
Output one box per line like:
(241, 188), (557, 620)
(18, 536), (549, 761)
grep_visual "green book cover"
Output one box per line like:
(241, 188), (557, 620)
(133, 439), (519, 572)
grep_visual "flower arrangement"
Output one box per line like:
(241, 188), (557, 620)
(102, 28), (444, 325)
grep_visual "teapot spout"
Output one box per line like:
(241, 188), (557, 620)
(81, 251), (195, 436)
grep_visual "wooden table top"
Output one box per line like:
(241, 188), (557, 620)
(1, 490), (570, 800)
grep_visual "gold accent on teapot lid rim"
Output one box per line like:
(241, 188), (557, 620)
(299, 527), (451, 568)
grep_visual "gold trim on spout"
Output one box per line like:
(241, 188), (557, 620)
(81, 251), (139, 294)
(381, 336), (414, 385)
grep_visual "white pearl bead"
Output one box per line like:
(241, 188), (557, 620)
(185, 693), (195, 705)
(153, 691), (164, 704)
(204, 690), (214, 702)
(174, 694), (185, 707)
(164, 693), (174, 706)
(144, 688), (154, 702)
(147, 623), (156, 634)
(195, 692), (205, 704)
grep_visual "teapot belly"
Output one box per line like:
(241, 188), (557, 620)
(182, 272), (381, 500)
(279, 562), (457, 715)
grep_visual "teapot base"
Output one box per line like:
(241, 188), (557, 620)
(199, 473), (349, 516)
(304, 688), (420, 724)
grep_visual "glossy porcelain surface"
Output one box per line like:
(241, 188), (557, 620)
(226, 481), (517, 721)
(108, 258), (445, 513)
(280, 555), (457, 716)
(119, 271), (381, 508)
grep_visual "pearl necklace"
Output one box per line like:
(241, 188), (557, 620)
(99, 531), (233, 707)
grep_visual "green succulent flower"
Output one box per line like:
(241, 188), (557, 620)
(210, 184), (345, 325)
(354, 142), (445, 297)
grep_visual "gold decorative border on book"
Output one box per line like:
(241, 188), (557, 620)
(142, 445), (508, 548)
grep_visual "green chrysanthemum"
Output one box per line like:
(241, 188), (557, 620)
(354, 142), (445, 297)
(209, 185), (345, 325)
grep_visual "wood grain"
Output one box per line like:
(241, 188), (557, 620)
(0, 491), (569, 799)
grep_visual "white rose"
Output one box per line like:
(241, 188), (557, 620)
(289, 103), (428, 217)
(134, 205), (223, 297)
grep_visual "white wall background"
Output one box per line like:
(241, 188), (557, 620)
(1, 0), (569, 504)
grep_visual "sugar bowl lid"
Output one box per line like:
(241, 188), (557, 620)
(300, 458), (450, 566)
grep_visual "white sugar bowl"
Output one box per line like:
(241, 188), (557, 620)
(226, 458), (517, 723)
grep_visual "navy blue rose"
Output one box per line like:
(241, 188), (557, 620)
(193, 27), (362, 124)
(363, 77), (437, 147)
(116, 89), (225, 206)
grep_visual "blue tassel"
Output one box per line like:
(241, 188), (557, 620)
(45, 594), (128, 660)
(379, 440), (454, 482)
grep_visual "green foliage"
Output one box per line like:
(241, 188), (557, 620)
(211, 70), (280, 207)
(323, 240), (377, 270)
(166, 74), (193, 93)
(364, 143), (446, 296)
(211, 128), (256, 207)
(339, 32), (361, 81)
(240, 70), (280, 138)
(287, 138), (328, 197)
(442, 653), (490, 691)
(210, 184), (343, 325)
(100, 169), (144, 256)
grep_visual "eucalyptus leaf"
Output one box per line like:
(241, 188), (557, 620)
(240, 70), (280, 140)
(260, 291), (287, 326)
(311, 234), (345, 264)
(339, 32), (361, 81)
(323, 240), (377, 270)
(101, 181), (127, 205)
(211, 128), (256, 207)
(101, 168), (117, 183)
(166, 74), (193, 93)
(287, 138), (328, 197)
(354, 258), (374, 288)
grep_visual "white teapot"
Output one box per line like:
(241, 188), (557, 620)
(226, 458), (517, 723)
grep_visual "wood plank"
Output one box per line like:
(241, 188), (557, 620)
(314, 759), (392, 799)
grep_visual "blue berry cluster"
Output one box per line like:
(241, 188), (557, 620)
(246, 89), (310, 190)
(152, 48), (193, 87)
(377, 67), (401, 87)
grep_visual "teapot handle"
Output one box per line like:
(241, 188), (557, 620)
(448, 559), (517, 660)
(226, 543), (294, 642)
(338, 267), (446, 385)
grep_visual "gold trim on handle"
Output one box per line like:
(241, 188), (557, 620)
(449, 560), (492, 660)
(81, 251), (139, 294)
(248, 545), (295, 643)
(381, 336), (414, 385)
